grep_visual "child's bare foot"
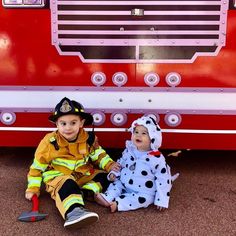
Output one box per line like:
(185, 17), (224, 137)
(94, 193), (110, 207)
(110, 201), (117, 213)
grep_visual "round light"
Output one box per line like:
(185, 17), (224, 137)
(0, 111), (16, 125)
(110, 112), (127, 126)
(112, 72), (128, 87)
(91, 72), (106, 86)
(165, 72), (181, 87)
(91, 111), (106, 126)
(164, 113), (182, 127)
(144, 72), (160, 87)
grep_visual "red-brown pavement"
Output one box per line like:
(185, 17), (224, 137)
(0, 148), (235, 236)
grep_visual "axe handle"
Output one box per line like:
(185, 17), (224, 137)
(32, 194), (39, 212)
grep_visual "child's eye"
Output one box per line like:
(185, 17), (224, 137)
(71, 121), (77, 125)
(60, 122), (66, 126)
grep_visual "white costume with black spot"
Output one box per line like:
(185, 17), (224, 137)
(101, 141), (172, 211)
(101, 116), (173, 211)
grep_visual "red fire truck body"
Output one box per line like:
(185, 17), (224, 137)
(0, 0), (236, 149)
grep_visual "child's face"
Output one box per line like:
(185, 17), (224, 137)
(56, 114), (85, 141)
(131, 125), (151, 151)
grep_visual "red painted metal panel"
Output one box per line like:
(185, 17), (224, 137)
(1, 2), (236, 150)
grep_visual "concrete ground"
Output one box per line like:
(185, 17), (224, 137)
(0, 148), (235, 236)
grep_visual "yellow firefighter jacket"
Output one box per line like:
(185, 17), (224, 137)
(26, 128), (115, 195)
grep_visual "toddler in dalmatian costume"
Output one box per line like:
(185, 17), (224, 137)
(95, 115), (179, 212)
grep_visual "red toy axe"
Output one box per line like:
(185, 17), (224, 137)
(18, 195), (48, 222)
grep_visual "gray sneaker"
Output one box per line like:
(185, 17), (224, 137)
(64, 207), (99, 229)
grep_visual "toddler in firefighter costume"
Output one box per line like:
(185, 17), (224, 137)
(25, 97), (120, 228)
(95, 115), (178, 212)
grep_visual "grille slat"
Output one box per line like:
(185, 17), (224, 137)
(58, 24), (220, 31)
(58, 15), (220, 21)
(58, 5), (221, 10)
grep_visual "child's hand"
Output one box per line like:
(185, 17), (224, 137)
(25, 192), (37, 201)
(109, 173), (116, 181)
(110, 162), (121, 172)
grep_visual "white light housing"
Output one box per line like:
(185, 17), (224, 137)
(165, 72), (181, 87)
(164, 113), (182, 127)
(144, 72), (160, 87)
(91, 72), (106, 86)
(110, 112), (127, 126)
(0, 111), (16, 125)
(91, 111), (106, 126)
(112, 72), (128, 87)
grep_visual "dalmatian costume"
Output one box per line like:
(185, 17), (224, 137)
(100, 116), (172, 211)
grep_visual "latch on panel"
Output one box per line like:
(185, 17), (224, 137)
(131, 8), (144, 17)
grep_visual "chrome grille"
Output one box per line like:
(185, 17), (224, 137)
(50, 0), (229, 63)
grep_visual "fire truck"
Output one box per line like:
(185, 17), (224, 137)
(0, 0), (236, 149)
